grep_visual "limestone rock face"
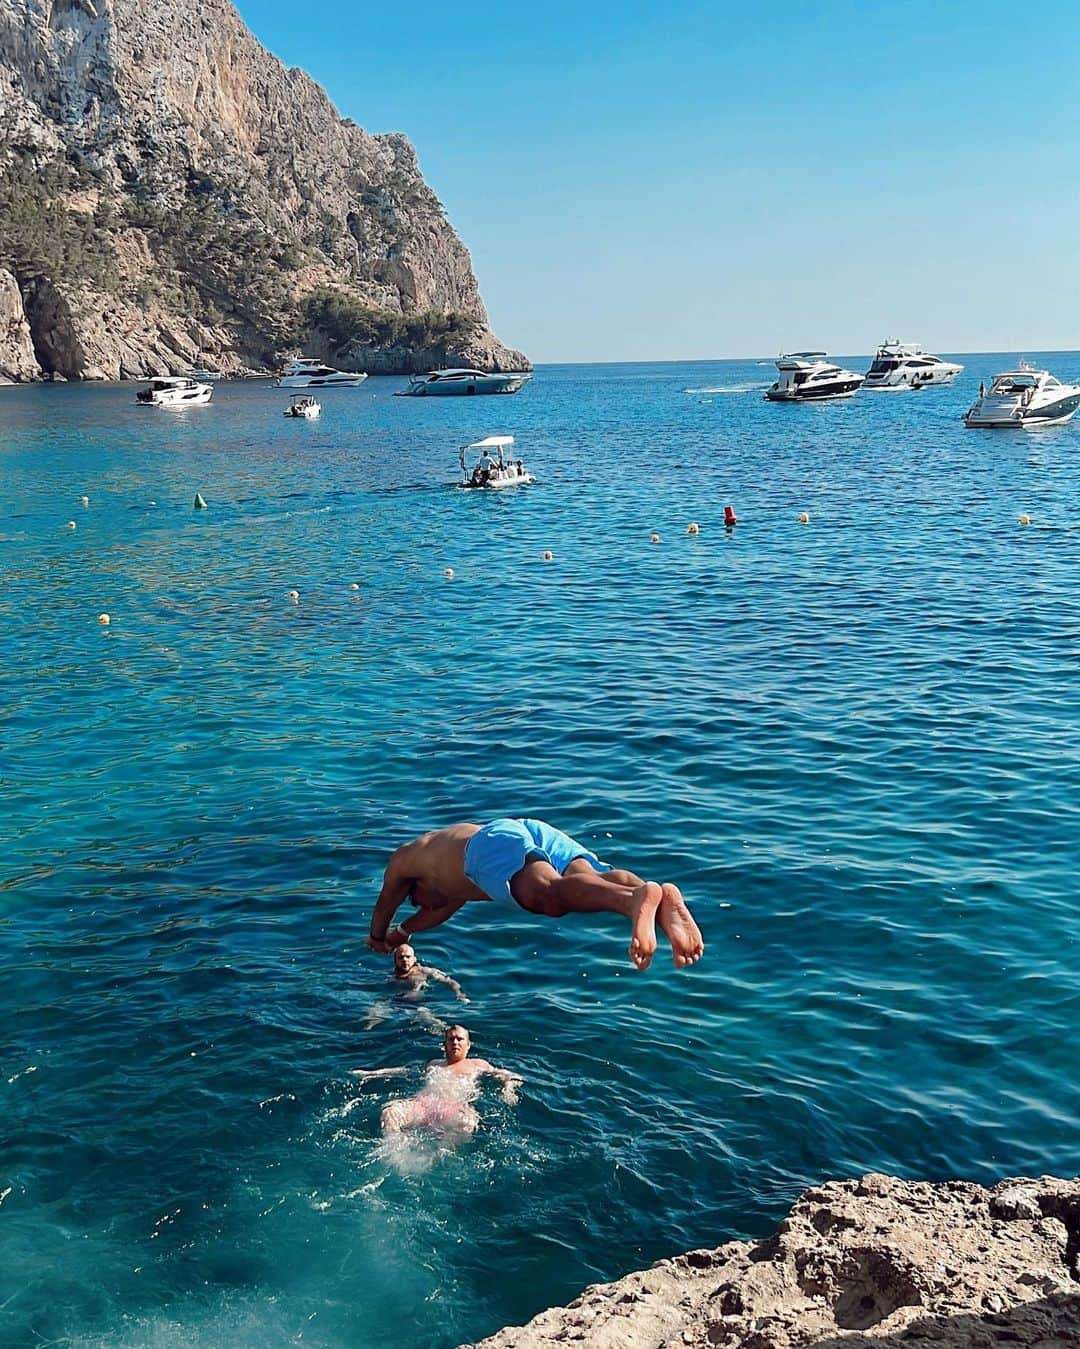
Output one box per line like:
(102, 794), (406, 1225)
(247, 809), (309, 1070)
(0, 268), (40, 381)
(467, 1174), (1080, 1349)
(0, 0), (528, 379)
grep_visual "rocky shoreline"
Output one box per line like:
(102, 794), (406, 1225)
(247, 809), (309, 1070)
(466, 1173), (1080, 1348)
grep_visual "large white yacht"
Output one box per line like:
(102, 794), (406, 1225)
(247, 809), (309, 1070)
(276, 358), (367, 388)
(397, 368), (532, 397)
(864, 340), (963, 389)
(135, 376), (213, 407)
(963, 362), (1080, 428)
(764, 353), (864, 402)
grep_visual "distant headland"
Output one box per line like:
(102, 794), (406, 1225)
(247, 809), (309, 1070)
(0, 0), (529, 382)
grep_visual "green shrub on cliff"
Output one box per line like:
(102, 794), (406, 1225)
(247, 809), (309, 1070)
(302, 288), (477, 355)
(0, 160), (116, 288)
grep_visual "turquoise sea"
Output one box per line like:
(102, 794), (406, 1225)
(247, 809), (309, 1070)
(4, 356), (1080, 1348)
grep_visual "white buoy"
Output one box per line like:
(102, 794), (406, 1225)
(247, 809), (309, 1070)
(80, 495), (90, 507)
(687, 522), (700, 535)
(1018, 514), (1031, 526)
(98, 613), (110, 625)
(543, 550), (553, 561)
(444, 568), (455, 579)
(287, 589), (299, 601)
(798, 512), (810, 524)
(66, 520), (77, 529)
(193, 493), (207, 510)
(349, 582), (360, 591)
(650, 533), (661, 544)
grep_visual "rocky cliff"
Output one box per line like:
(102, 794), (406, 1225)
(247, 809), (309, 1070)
(467, 1173), (1080, 1348)
(0, 0), (528, 380)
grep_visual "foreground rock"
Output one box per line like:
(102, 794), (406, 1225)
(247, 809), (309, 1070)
(468, 1173), (1080, 1348)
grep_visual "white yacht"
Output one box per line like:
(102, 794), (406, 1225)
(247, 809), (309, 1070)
(135, 376), (213, 407)
(764, 353), (864, 402)
(398, 368), (532, 397)
(964, 362), (1080, 428)
(864, 340), (963, 389)
(276, 358), (367, 388)
(458, 436), (535, 489)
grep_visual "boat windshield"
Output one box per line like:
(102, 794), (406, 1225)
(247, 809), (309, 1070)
(991, 374), (1038, 393)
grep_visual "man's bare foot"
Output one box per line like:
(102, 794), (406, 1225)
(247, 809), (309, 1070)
(628, 882), (663, 970)
(658, 884), (704, 968)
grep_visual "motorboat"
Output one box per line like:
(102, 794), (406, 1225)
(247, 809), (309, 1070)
(963, 362), (1080, 428)
(190, 366), (225, 381)
(398, 368), (532, 397)
(284, 396), (321, 419)
(764, 353), (864, 401)
(459, 435), (535, 489)
(276, 358), (367, 388)
(135, 376), (213, 407)
(864, 340), (963, 389)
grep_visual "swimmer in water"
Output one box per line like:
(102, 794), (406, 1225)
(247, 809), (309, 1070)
(352, 1025), (521, 1136)
(392, 943), (469, 1003)
(366, 818), (704, 971)
(361, 943), (468, 1034)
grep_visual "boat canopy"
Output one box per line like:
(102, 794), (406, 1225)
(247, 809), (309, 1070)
(467, 436), (515, 450)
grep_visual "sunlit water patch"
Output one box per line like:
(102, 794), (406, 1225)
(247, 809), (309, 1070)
(4, 357), (1080, 1347)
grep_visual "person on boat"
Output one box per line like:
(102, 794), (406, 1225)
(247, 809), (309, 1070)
(365, 819), (704, 971)
(353, 1024), (521, 1135)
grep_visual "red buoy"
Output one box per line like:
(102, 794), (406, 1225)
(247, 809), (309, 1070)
(724, 504), (738, 527)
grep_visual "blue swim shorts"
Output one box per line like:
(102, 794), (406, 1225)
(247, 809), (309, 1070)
(463, 817), (612, 903)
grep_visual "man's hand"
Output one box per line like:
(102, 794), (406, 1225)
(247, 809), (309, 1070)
(365, 926), (410, 953)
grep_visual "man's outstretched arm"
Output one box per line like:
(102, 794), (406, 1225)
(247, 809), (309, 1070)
(367, 859), (413, 951)
(395, 900), (466, 940)
(477, 1061), (523, 1105)
(426, 966), (469, 1003)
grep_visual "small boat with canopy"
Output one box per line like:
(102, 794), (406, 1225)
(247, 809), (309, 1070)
(458, 435), (535, 489)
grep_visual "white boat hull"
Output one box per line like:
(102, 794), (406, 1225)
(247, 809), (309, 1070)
(965, 389), (1080, 428)
(460, 472), (535, 489)
(764, 381), (863, 402)
(401, 373), (532, 397)
(277, 373), (367, 388)
(136, 385), (214, 407)
(864, 368), (962, 389)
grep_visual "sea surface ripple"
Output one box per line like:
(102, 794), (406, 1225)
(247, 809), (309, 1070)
(3, 357), (1080, 1347)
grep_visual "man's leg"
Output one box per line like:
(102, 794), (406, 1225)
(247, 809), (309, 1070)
(568, 860), (704, 969)
(510, 859), (662, 970)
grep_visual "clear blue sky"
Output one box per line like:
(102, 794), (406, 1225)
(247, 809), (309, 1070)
(234, 0), (1080, 362)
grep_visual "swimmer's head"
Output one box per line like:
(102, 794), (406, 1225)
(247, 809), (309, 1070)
(444, 1024), (471, 1063)
(393, 944), (419, 976)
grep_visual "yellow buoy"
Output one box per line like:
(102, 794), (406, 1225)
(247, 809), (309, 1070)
(444, 568), (455, 579)
(287, 589), (299, 601)
(542, 550), (553, 561)
(66, 520), (77, 529)
(798, 512), (810, 524)
(687, 522), (700, 535)
(650, 533), (661, 544)
(98, 613), (110, 625)
(1018, 514), (1031, 526)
